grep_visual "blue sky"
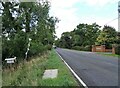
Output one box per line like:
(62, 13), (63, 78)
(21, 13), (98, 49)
(49, 0), (119, 38)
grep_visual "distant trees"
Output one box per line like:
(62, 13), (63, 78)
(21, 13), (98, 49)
(73, 23), (101, 46)
(1, 1), (58, 61)
(55, 23), (118, 51)
(60, 32), (73, 49)
(55, 23), (101, 49)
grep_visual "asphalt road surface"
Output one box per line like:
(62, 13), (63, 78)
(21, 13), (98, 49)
(56, 48), (118, 87)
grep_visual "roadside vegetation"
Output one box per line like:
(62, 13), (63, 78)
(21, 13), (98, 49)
(55, 24), (120, 55)
(1, 0), (119, 87)
(2, 50), (79, 86)
(1, 1), (58, 67)
(96, 52), (120, 58)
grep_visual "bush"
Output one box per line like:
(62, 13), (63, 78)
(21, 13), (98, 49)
(45, 44), (52, 50)
(84, 45), (92, 51)
(29, 42), (46, 57)
(72, 45), (92, 51)
(72, 46), (80, 50)
(105, 43), (112, 49)
(114, 44), (120, 55)
(2, 31), (27, 60)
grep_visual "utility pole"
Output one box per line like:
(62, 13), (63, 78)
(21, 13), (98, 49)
(118, 1), (120, 32)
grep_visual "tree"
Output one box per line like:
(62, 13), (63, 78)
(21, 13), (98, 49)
(96, 25), (117, 48)
(84, 23), (101, 46)
(57, 32), (73, 49)
(1, 2), (19, 34)
(72, 23), (101, 46)
(56, 23), (101, 49)
(115, 32), (120, 44)
(1, 1), (58, 61)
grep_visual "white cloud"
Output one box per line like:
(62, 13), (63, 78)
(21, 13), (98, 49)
(49, 0), (79, 8)
(78, 15), (118, 30)
(80, 0), (118, 7)
(53, 8), (79, 38)
(49, 0), (80, 38)
(49, 0), (118, 38)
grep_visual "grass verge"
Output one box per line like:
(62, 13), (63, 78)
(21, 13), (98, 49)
(96, 52), (120, 58)
(2, 49), (79, 86)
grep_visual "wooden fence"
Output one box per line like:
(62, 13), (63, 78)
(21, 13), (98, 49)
(92, 45), (115, 54)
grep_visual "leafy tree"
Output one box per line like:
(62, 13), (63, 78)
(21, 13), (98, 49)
(56, 23), (101, 49)
(84, 23), (101, 46)
(58, 32), (73, 49)
(72, 23), (101, 46)
(72, 34), (81, 46)
(96, 25), (117, 48)
(115, 32), (120, 44)
(1, 1), (58, 62)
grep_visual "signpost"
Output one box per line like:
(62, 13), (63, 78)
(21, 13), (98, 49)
(5, 57), (16, 69)
(5, 57), (16, 64)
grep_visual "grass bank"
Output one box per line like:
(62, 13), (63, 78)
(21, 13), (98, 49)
(96, 52), (120, 58)
(2, 49), (79, 86)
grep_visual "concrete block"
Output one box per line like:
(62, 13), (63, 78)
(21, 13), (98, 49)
(42, 69), (58, 79)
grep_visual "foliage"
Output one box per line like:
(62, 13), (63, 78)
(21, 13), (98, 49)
(56, 23), (101, 50)
(114, 44), (120, 55)
(45, 44), (52, 50)
(96, 25), (117, 49)
(55, 24), (117, 51)
(115, 32), (120, 44)
(29, 42), (45, 56)
(2, 31), (27, 60)
(60, 32), (73, 49)
(72, 45), (91, 51)
(72, 46), (80, 50)
(73, 23), (101, 46)
(1, 1), (58, 62)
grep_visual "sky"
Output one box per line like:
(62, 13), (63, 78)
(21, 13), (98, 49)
(49, 0), (119, 38)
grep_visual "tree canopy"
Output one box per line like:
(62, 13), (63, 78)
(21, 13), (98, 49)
(96, 25), (117, 48)
(1, 1), (58, 61)
(55, 23), (118, 50)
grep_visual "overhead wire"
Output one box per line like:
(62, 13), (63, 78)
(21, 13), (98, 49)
(104, 17), (119, 26)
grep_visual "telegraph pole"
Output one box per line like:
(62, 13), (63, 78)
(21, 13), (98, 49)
(118, 1), (120, 32)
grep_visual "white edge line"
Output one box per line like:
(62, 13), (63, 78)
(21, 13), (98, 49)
(55, 50), (88, 88)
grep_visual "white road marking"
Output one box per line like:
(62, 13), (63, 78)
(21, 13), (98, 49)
(55, 50), (88, 88)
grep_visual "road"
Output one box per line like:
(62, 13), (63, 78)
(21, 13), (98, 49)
(56, 48), (118, 87)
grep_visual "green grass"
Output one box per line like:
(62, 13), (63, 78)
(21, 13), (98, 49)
(0, 66), (2, 88)
(96, 52), (120, 58)
(2, 49), (79, 86)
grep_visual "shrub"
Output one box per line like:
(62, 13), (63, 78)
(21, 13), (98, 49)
(79, 46), (85, 51)
(114, 44), (120, 55)
(29, 42), (46, 57)
(84, 45), (92, 51)
(45, 44), (52, 50)
(72, 46), (80, 50)
(72, 45), (92, 51)
(2, 31), (27, 60)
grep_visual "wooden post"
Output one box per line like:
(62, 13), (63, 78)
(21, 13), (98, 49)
(112, 45), (116, 54)
(92, 45), (96, 52)
(101, 45), (105, 52)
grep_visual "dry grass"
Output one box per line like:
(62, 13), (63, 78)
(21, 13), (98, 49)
(2, 50), (79, 86)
